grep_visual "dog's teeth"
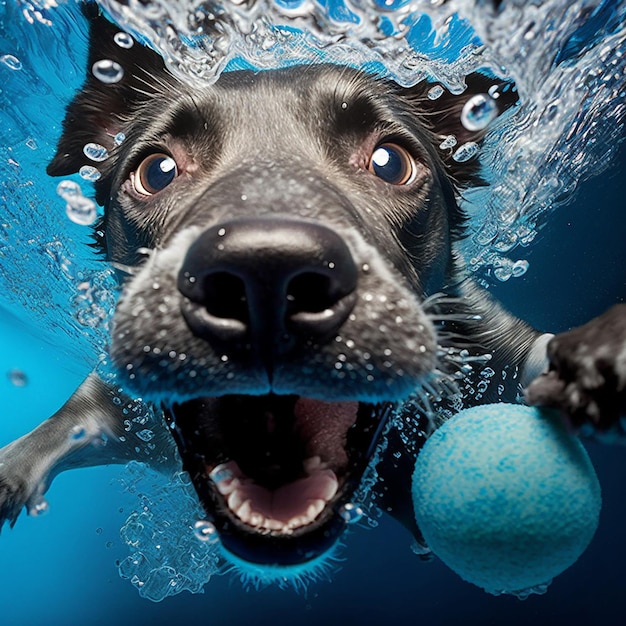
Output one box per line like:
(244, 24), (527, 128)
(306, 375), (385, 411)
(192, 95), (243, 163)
(215, 478), (240, 496)
(262, 518), (285, 531)
(228, 490), (246, 512)
(210, 463), (241, 496)
(249, 513), (265, 528)
(306, 499), (326, 520)
(317, 469), (339, 501)
(234, 499), (253, 522)
(303, 456), (324, 474)
(286, 515), (308, 530)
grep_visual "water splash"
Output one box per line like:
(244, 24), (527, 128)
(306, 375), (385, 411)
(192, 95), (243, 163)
(117, 461), (222, 601)
(93, 0), (626, 280)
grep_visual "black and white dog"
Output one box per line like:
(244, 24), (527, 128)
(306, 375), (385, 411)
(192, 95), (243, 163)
(1, 7), (624, 570)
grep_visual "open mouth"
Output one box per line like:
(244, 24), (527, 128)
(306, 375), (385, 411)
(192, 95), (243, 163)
(164, 394), (391, 565)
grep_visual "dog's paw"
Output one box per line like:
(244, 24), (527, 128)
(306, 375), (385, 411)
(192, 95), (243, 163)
(0, 441), (48, 530)
(525, 304), (626, 430)
(0, 474), (29, 529)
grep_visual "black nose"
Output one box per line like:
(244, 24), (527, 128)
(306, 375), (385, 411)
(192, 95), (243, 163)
(178, 218), (358, 355)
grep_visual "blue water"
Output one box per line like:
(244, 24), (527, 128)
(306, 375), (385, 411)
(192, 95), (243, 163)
(1, 1), (626, 624)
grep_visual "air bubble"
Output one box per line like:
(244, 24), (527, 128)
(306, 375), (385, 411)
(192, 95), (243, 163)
(114, 32), (134, 48)
(57, 180), (97, 225)
(193, 520), (219, 543)
(427, 85), (444, 100)
(70, 426), (87, 441)
(7, 369), (28, 387)
(511, 259), (529, 277)
(136, 429), (155, 442)
(56, 180), (81, 200)
(487, 84), (501, 98)
(461, 93), (499, 131)
(452, 142), (479, 162)
(339, 502), (364, 524)
(92, 59), (125, 84)
(83, 142), (109, 162)
(0, 54), (22, 71)
(79, 165), (101, 181)
(29, 498), (49, 517)
(439, 135), (457, 150)
(66, 196), (97, 226)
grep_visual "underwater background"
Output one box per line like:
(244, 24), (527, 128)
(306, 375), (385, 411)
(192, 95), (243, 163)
(1, 1), (625, 624)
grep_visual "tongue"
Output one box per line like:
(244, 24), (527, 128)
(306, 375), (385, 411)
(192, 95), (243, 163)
(210, 460), (339, 532)
(294, 398), (359, 467)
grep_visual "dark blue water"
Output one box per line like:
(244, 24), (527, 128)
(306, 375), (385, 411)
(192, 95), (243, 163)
(1, 2), (625, 624)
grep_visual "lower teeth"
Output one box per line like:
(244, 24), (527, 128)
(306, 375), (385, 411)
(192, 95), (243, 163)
(209, 460), (339, 533)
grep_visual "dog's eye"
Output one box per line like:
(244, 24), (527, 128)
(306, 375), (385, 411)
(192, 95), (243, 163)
(133, 153), (178, 195)
(368, 143), (415, 185)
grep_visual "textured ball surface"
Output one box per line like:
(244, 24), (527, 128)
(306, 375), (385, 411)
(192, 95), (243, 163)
(412, 404), (601, 596)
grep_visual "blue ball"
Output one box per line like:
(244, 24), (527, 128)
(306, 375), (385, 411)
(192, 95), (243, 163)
(412, 404), (601, 596)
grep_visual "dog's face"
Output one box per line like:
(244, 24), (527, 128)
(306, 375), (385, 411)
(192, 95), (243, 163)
(49, 13), (514, 567)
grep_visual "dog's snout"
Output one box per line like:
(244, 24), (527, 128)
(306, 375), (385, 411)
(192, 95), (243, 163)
(178, 218), (358, 354)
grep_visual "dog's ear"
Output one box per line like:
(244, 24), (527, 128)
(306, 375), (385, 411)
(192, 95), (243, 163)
(47, 6), (170, 177)
(411, 72), (519, 186)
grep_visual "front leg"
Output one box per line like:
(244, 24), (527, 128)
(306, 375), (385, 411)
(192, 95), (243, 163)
(0, 373), (177, 528)
(526, 304), (626, 430)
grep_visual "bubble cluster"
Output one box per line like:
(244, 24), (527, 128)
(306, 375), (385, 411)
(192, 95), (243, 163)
(118, 462), (222, 601)
(71, 268), (119, 331)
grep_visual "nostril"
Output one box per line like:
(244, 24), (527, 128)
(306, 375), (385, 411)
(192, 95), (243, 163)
(203, 272), (249, 322)
(286, 269), (357, 340)
(286, 272), (335, 314)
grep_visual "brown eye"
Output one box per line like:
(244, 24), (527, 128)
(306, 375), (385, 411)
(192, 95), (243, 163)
(368, 143), (415, 185)
(133, 153), (178, 195)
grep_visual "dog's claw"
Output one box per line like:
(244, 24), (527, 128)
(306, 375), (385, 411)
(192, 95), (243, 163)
(526, 304), (626, 431)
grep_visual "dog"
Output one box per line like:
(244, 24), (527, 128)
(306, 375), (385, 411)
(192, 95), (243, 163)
(1, 7), (625, 572)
